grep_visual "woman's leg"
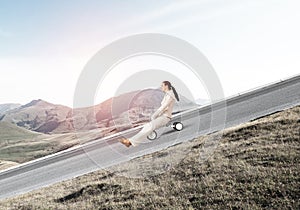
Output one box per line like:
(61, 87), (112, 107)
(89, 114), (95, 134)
(129, 115), (170, 146)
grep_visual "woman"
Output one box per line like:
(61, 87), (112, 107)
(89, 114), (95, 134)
(119, 81), (180, 147)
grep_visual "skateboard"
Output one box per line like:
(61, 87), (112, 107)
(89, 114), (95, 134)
(147, 121), (184, 140)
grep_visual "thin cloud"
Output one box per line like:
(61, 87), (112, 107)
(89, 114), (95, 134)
(117, 0), (206, 30)
(116, 0), (261, 33)
(147, 2), (258, 32)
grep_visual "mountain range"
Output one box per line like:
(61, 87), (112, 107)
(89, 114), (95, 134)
(0, 88), (200, 135)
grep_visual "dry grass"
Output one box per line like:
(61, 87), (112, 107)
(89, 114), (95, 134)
(0, 123), (110, 164)
(0, 105), (299, 209)
(0, 160), (19, 171)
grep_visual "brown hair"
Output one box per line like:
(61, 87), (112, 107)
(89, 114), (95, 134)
(162, 81), (179, 101)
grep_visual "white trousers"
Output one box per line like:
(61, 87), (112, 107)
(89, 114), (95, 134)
(129, 115), (170, 146)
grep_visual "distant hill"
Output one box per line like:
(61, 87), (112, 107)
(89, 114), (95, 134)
(0, 121), (41, 140)
(0, 121), (48, 163)
(1, 89), (198, 134)
(1, 99), (73, 134)
(0, 103), (21, 116)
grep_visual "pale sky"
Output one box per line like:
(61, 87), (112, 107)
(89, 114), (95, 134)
(0, 0), (299, 107)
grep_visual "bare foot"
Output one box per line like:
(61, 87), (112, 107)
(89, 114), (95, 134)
(119, 138), (132, 147)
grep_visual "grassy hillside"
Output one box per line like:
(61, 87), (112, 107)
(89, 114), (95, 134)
(0, 120), (118, 164)
(0, 120), (124, 164)
(0, 121), (40, 141)
(0, 121), (80, 163)
(0, 121), (53, 163)
(0, 105), (299, 209)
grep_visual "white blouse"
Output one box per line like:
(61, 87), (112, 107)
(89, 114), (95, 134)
(151, 89), (176, 119)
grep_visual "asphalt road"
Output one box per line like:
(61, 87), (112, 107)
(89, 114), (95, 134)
(0, 75), (300, 201)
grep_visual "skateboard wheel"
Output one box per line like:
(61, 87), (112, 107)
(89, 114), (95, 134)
(173, 122), (183, 131)
(147, 130), (157, 140)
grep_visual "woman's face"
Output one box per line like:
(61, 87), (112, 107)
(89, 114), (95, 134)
(161, 82), (168, 92)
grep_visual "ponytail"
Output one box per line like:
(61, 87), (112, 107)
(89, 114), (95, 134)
(171, 85), (179, 101)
